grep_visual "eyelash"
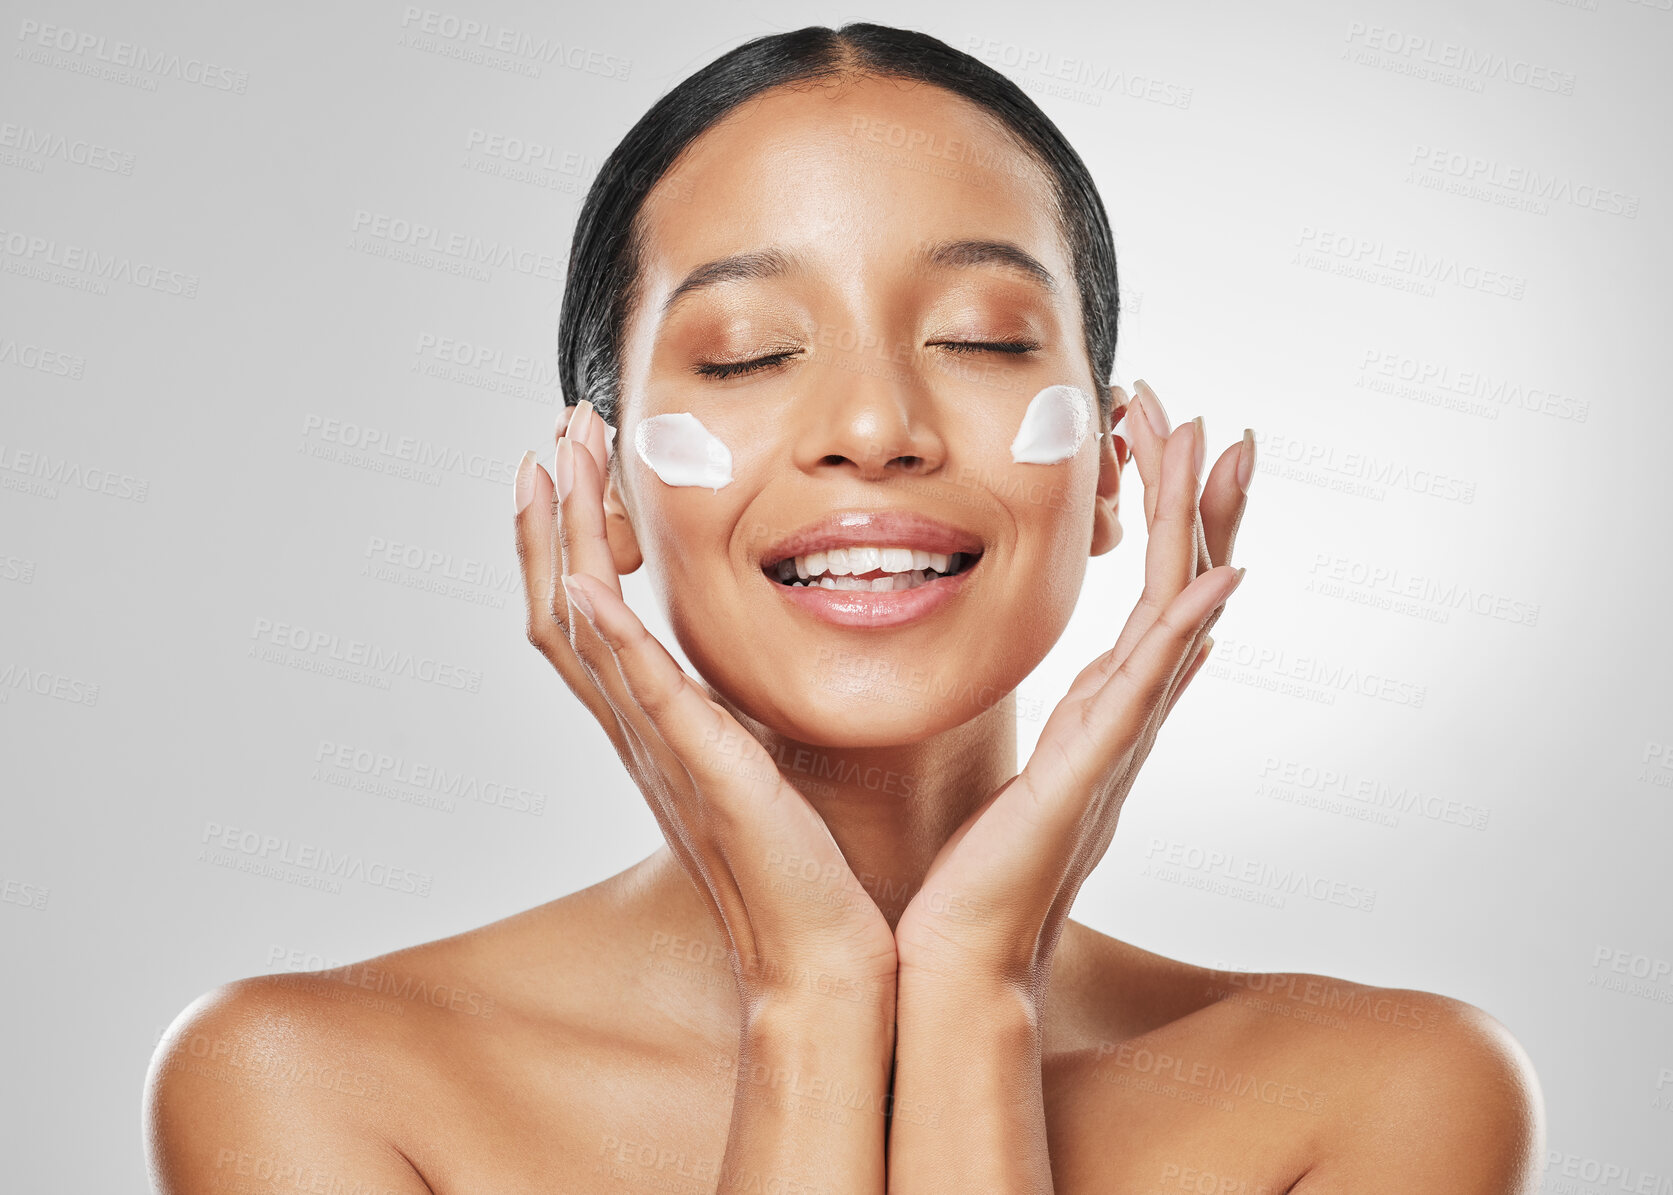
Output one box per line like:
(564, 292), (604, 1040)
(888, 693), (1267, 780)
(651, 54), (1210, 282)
(692, 340), (1041, 380)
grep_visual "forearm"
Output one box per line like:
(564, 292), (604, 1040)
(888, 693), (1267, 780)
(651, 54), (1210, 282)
(887, 974), (1052, 1193)
(719, 990), (896, 1195)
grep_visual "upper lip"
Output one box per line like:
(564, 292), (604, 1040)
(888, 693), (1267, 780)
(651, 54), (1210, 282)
(759, 509), (987, 569)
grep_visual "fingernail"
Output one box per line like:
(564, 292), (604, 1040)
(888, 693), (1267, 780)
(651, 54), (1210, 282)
(514, 449), (536, 514)
(1237, 428), (1256, 494)
(555, 437), (575, 504)
(556, 404), (575, 440)
(561, 573), (595, 623)
(1191, 415), (1205, 476)
(1202, 635), (1215, 656)
(1137, 382), (1169, 439)
(574, 399), (595, 441)
(1231, 566), (1247, 591)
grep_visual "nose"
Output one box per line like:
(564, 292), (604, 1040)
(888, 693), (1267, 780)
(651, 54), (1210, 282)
(792, 358), (948, 481)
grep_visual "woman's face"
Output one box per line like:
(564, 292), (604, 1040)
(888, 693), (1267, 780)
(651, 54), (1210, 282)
(604, 75), (1126, 748)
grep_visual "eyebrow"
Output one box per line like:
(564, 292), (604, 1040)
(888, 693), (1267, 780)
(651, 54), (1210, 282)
(658, 237), (1059, 320)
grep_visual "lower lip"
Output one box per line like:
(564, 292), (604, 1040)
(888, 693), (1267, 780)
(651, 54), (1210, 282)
(767, 560), (979, 629)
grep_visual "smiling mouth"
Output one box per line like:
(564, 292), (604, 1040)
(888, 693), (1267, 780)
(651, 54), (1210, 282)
(765, 546), (983, 591)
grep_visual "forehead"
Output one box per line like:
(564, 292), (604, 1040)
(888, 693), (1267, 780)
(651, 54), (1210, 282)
(632, 75), (1067, 305)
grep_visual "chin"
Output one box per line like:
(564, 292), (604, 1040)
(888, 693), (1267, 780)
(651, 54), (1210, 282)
(695, 652), (1016, 750)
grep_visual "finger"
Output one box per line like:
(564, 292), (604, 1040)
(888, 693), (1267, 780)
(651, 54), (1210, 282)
(1162, 635), (1213, 721)
(1123, 379), (1171, 530)
(1053, 419), (1207, 710)
(1090, 416), (1200, 681)
(563, 573), (779, 827)
(1137, 380), (1217, 568)
(1029, 564), (1246, 804)
(513, 453), (629, 749)
(553, 429), (674, 764)
(550, 403), (627, 697)
(1149, 416), (1203, 590)
(1201, 430), (1253, 568)
(554, 428), (624, 601)
(563, 398), (610, 490)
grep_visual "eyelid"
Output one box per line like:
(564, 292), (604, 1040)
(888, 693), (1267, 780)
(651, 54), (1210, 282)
(930, 339), (1041, 354)
(690, 338), (1040, 380)
(692, 349), (801, 379)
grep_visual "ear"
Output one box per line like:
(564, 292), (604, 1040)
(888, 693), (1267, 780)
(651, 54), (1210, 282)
(1089, 397), (1129, 557)
(602, 452), (644, 576)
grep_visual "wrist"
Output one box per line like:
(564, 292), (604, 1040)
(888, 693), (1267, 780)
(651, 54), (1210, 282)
(898, 969), (1045, 1065)
(897, 964), (1044, 1024)
(729, 992), (895, 1116)
(734, 952), (896, 1024)
(739, 978), (896, 1043)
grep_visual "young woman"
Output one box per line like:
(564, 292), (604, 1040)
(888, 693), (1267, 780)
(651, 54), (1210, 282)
(145, 24), (1543, 1193)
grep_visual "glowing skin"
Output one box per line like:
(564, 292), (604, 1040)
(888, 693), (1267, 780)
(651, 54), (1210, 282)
(1010, 383), (1093, 464)
(633, 411), (733, 491)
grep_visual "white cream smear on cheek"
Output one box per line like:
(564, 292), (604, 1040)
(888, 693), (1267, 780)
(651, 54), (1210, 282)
(633, 412), (734, 491)
(1010, 384), (1094, 464)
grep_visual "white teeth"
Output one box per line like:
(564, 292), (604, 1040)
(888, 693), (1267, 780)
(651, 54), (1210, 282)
(779, 545), (963, 580)
(773, 544), (977, 590)
(808, 573), (927, 592)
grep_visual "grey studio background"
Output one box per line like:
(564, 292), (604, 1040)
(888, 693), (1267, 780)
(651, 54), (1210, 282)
(1, 0), (1669, 1188)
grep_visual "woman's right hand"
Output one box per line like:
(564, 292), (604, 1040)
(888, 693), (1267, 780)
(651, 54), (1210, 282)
(511, 402), (899, 1016)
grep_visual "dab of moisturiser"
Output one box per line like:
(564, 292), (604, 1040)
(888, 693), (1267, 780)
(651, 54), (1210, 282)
(1010, 384), (1093, 465)
(634, 412), (734, 491)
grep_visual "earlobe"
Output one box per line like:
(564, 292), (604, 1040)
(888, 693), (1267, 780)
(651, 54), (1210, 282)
(1089, 404), (1127, 557)
(602, 470), (645, 575)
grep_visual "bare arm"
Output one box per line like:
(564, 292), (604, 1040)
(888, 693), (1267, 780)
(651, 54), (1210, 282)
(717, 993), (894, 1194)
(889, 975), (1050, 1190)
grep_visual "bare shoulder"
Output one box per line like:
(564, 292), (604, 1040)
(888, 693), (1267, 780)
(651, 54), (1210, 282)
(1065, 930), (1545, 1192)
(143, 873), (641, 1193)
(1256, 972), (1546, 1194)
(143, 969), (432, 1193)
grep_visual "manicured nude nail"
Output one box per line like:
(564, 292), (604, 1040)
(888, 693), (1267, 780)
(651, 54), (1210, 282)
(560, 573), (595, 623)
(556, 404), (574, 440)
(574, 400), (595, 442)
(1191, 416), (1205, 476)
(1238, 428), (1256, 494)
(555, 437), (576, 503)
(514, 449), (536, 514)
(1136, 381), (1169, 438)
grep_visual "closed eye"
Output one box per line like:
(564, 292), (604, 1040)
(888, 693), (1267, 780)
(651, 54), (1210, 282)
(693, 350), (801, 380)
(693, 340), (1039, 380)
(931, 340), (1041, 356)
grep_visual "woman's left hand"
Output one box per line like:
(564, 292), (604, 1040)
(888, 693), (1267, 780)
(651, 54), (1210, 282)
(892, 381), (1254, 993)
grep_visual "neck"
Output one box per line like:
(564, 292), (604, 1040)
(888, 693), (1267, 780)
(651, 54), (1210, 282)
(642, 696), (1020, 931)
